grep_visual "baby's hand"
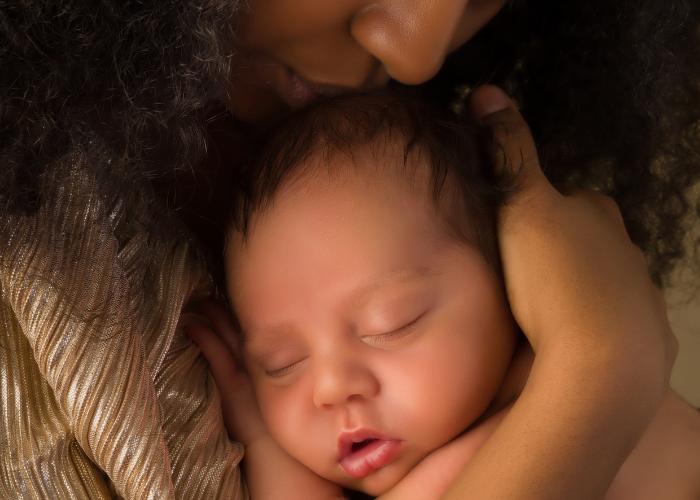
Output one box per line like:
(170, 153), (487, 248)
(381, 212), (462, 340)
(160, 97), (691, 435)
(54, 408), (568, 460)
(186, 299), (268, 447)
(189, 300), (345, 500)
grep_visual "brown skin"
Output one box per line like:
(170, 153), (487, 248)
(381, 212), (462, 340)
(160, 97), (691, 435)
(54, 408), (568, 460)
(176, 0), (507, 261)
(434, 85), (677, 500)
(224, 0), (507, 124)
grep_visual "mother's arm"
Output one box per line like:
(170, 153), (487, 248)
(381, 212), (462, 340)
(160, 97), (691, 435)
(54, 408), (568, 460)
(440, 86), (676, 500)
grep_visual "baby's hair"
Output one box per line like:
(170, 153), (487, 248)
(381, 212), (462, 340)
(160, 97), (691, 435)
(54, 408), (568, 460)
(229, 89), (517, 281)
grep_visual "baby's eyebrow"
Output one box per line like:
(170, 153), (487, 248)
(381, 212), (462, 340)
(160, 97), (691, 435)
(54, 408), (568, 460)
(238, 326), (261, 348)
(238, 323), (296, 352)
(238, 327), (250, 347)
(351, 265), (441, 307)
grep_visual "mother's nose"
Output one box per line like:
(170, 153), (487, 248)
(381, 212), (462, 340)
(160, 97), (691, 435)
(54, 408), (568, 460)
(312, 354), (380, 410)
(350, 0), (469, 85)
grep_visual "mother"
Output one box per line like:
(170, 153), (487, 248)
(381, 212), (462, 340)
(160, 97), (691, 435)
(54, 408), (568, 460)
(0, 1), (697, 499)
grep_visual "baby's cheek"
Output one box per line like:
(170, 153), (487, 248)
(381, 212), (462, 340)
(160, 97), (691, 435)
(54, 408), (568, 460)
(381, 347), (493, 445)
(255, 385), (300, 444)
(255, 380), (333, 469)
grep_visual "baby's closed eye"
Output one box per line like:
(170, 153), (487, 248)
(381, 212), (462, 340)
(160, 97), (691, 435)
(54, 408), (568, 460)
(263, 357), (307, 379)
(360, 314), (424, 345)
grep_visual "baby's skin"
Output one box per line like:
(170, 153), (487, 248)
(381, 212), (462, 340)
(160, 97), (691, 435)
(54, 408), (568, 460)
(188, 138), (700, 499)
(191, 302), (700, 500)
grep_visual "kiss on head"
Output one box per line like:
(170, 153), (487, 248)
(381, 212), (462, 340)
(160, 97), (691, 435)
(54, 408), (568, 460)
(3, 1), (699, 498)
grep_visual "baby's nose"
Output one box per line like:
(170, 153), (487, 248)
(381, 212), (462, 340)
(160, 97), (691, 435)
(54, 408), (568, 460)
(312, 355), (379, 409)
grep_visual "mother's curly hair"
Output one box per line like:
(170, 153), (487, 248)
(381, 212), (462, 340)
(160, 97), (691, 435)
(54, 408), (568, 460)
(0, 0), (237, 217)
(1, 0), (699, 286)
(422, 0), (700, 286)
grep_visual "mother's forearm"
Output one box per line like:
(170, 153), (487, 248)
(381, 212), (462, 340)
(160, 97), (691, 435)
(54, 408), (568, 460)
(440, 338), (661, 500)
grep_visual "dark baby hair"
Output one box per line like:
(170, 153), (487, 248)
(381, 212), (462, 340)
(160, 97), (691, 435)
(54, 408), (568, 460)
(229, 89), (516, 282)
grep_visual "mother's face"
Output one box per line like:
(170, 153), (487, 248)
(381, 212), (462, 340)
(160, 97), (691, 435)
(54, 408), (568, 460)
(225, 0), (506, 123)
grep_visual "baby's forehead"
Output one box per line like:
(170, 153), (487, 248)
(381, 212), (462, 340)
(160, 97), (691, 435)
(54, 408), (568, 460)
(224, 146), (452, 269)
(281, 137), (436, 201)
(241, 148), (437, 231)
(225, 134), (458, 266)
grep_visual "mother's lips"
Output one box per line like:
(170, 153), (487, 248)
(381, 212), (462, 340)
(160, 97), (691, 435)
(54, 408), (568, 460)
(281, 68), (319, 109)
(338, 431), (402, 479)
(279, 67), (376, 110)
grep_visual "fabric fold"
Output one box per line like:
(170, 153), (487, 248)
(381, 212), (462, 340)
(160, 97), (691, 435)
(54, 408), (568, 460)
(0, 150), (245, 499)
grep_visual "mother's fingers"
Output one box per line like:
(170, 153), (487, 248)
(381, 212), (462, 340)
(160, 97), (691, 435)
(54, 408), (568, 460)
(557, 187), (629, 235)
(469, 85), (558, 212)
(187, 317), (268, 446)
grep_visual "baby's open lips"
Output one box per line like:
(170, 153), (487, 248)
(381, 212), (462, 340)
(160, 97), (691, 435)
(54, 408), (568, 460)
(338, 430), (402, 479)
(352, 438), (377, 452)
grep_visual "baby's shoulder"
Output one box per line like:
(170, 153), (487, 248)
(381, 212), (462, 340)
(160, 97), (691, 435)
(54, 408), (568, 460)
(604, 390), (700, 500)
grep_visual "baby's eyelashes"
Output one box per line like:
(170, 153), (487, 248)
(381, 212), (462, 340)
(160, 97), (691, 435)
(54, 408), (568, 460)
(249, 307), (430, 384)
(263, 357), (307, 379)
(360, 314), (423, 345)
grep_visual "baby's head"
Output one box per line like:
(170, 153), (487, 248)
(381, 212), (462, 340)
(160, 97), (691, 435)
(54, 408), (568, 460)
(225, 91), (519, 495)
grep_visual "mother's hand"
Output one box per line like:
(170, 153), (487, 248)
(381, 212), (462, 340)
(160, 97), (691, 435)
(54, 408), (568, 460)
(440, 86), (677, 500)
(472, 85), (676, 380)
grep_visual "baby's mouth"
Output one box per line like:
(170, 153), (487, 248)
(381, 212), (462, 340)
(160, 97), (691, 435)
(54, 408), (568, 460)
(352, 438), (377, 452)
(338, 432), (402, 479)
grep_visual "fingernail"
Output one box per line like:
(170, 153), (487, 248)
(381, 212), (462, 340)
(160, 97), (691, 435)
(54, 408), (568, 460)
(472, 86), (512, 119)
(485, 88), (510, 114)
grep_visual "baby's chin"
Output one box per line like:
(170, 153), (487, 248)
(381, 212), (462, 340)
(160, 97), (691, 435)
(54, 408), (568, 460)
(342, 469), (403, 497)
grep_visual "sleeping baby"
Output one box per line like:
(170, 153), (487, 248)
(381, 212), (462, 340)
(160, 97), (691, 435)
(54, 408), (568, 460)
(188, 90), (700, 500)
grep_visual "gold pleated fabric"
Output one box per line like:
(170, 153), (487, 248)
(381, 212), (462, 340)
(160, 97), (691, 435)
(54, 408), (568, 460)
(0, 150), (246, 499)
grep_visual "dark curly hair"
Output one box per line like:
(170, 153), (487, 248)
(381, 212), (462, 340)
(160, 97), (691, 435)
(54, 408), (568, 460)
(1, 0), (699, 286)
(421, 0), (700, 286)
(0, 0), (237, 217)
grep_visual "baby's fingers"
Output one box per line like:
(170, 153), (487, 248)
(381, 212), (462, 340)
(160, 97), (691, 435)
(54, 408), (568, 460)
(198, 299), (243, 363)
(186, 322), (240, 384)
(187, 321), (267, 445)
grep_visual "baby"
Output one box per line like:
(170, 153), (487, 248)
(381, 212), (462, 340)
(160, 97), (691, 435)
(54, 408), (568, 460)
(189, 91), (700, 500)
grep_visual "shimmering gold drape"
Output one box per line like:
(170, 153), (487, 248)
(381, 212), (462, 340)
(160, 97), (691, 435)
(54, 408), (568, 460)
(0, 151), (246, 499)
